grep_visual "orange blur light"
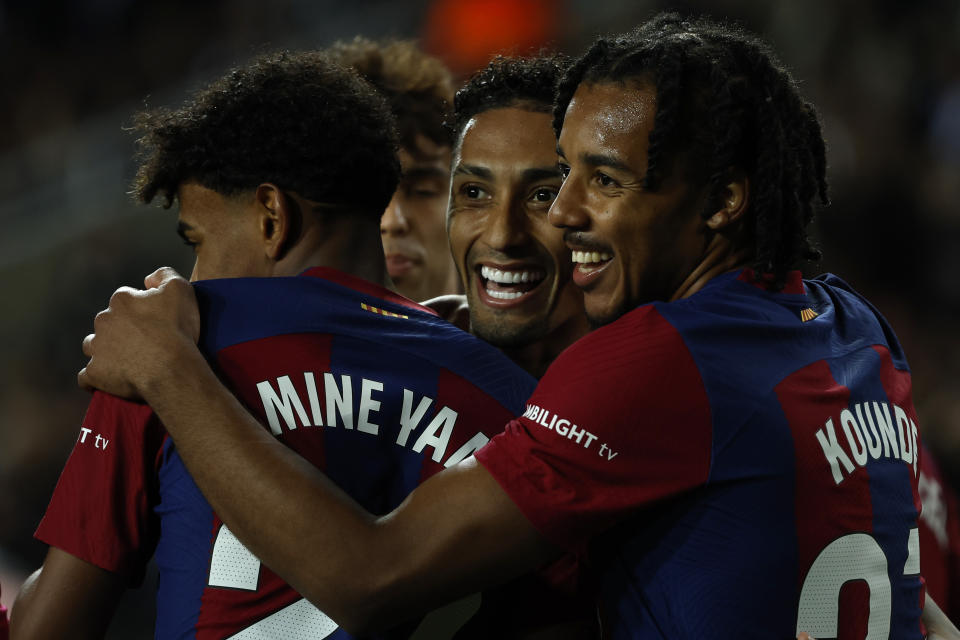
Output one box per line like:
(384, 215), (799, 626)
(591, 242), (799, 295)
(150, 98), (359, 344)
(423, 0), (560, 75)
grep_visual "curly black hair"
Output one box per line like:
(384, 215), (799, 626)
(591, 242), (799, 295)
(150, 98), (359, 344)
(452, 54), (570, 142)
(554, 13), (829, 288)
(329, 37), (454, 152)
(132, 50), (400, 217)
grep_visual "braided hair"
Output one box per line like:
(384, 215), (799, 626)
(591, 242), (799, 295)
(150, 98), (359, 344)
(555, 13), (829, 288)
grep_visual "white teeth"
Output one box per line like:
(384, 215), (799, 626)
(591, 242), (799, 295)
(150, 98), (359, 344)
(571, 250), (612, 264)
(487, 289), (524, 300)
(480, 265), (543, 285)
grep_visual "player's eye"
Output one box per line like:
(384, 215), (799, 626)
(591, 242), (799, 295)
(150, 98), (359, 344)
(530, 187), (558, 204)
(595, 172), (618, 188)
(461, 184), (488, 200)
(407, 181), (442, 198)
(177, 228), (198, 249)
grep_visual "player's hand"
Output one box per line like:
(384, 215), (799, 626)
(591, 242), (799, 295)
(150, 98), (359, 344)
(421, 294), (469, 331)
(79, 267), (201, 400)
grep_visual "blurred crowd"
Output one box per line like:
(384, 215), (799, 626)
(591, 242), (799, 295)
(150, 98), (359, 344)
(1, 0), (958, 635)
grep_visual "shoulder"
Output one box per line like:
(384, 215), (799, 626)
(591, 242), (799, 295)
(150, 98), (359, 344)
(543, 304), (691, 385)
(532, 304), (709, 429)
(806, 273), (910, 368)
(83, 391), (159, 434)
(196, 274), (536, 413)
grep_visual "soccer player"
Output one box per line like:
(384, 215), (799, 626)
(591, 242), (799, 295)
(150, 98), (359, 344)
(439, 55), (600, 636)
(74, 14), (960, 638)
(331, 38), (462, 302)
(10, 51), (535, 639)
(445, 55), (589, 379)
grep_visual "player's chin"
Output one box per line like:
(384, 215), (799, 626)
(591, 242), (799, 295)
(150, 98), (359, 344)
(584, 296), (628, 329)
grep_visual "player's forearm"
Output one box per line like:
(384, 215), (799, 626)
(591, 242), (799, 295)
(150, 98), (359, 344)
(141, 345), (400, 629)
(142, 344), (552, 632)
(10, 552), (124, 640)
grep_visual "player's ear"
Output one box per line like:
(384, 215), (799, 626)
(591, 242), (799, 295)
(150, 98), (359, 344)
(254, 183), (299, 260)
(705, 172), (749, 230)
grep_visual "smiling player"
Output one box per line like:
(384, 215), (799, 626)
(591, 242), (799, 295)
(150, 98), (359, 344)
(447, 55), (589, 378)
(76, 14), (960, 639)
(12, 51), (535, 639)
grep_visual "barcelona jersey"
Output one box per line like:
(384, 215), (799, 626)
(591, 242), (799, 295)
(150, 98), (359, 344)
(477, 269), (924, 639)
(37, 267), (536, 639)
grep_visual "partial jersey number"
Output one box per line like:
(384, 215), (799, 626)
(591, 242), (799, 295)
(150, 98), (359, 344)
(208, 524), (339, 640)
(796, 528), (919, 639)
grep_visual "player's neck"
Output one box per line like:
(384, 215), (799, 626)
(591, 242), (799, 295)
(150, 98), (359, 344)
(670, 232), (751, 301)
(274, 222), (390, 288)
(501, 312), (590, 379)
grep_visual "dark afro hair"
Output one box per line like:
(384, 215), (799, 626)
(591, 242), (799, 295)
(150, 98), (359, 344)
(329, 37), (454, 151)
(555, 13), (829, 289)
(452, 54), (570, 142)
(132, 50), (401, 217)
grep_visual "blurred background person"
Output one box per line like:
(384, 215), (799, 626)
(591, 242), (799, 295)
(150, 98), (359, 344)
(331, 37), (462, 302)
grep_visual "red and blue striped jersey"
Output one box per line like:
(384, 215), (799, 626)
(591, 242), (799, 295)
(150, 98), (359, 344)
(37, 267), (536, 639)
(918, 445), (960, 621)
(476, 269), (924, 639)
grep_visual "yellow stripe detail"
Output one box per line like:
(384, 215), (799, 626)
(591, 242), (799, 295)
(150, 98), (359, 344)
(360, 302), (409, 320)
(800, 308), (819, 322)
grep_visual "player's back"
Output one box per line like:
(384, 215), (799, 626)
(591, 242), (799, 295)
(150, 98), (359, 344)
(153, 267), (537, 639)
(585, 270), (924, 638)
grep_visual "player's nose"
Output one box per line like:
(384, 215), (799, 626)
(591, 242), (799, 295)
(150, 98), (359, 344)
(380, 194), (410, 235)
(548, 175), (589, 230)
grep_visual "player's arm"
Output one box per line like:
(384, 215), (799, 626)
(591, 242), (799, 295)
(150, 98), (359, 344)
(924, 595), (960, 639)
(10, 547), (126, 640)
(79, 269), (556, 634)
(136, 355), (551, 632)
(421, 293), (470, 330)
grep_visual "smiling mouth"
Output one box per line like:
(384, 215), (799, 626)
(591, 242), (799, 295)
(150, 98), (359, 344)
(571, 250), (613, 274)
(478, 265), (546, 300)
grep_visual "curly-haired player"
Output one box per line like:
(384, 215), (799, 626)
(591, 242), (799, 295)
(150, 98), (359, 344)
(12, 50), (536, 638)
(73, 14), (960, 639)
(331, 38), (461, 303)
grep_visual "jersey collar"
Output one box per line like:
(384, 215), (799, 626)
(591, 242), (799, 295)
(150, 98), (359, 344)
(298, 266), (438, 315)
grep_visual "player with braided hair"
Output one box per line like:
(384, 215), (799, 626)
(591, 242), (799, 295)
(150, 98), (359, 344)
(76, 13), (960, 639)
(553, 13), (827, 293)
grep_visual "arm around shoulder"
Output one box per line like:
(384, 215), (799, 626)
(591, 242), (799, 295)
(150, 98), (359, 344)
(10, 547), (126, 640)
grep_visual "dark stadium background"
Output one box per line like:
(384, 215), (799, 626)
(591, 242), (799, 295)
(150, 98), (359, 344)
(1, 0), (958, 635)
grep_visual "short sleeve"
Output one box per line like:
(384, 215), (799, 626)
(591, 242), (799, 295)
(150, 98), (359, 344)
(35, 391), (166, 585)
(474, 305), (713, 551)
